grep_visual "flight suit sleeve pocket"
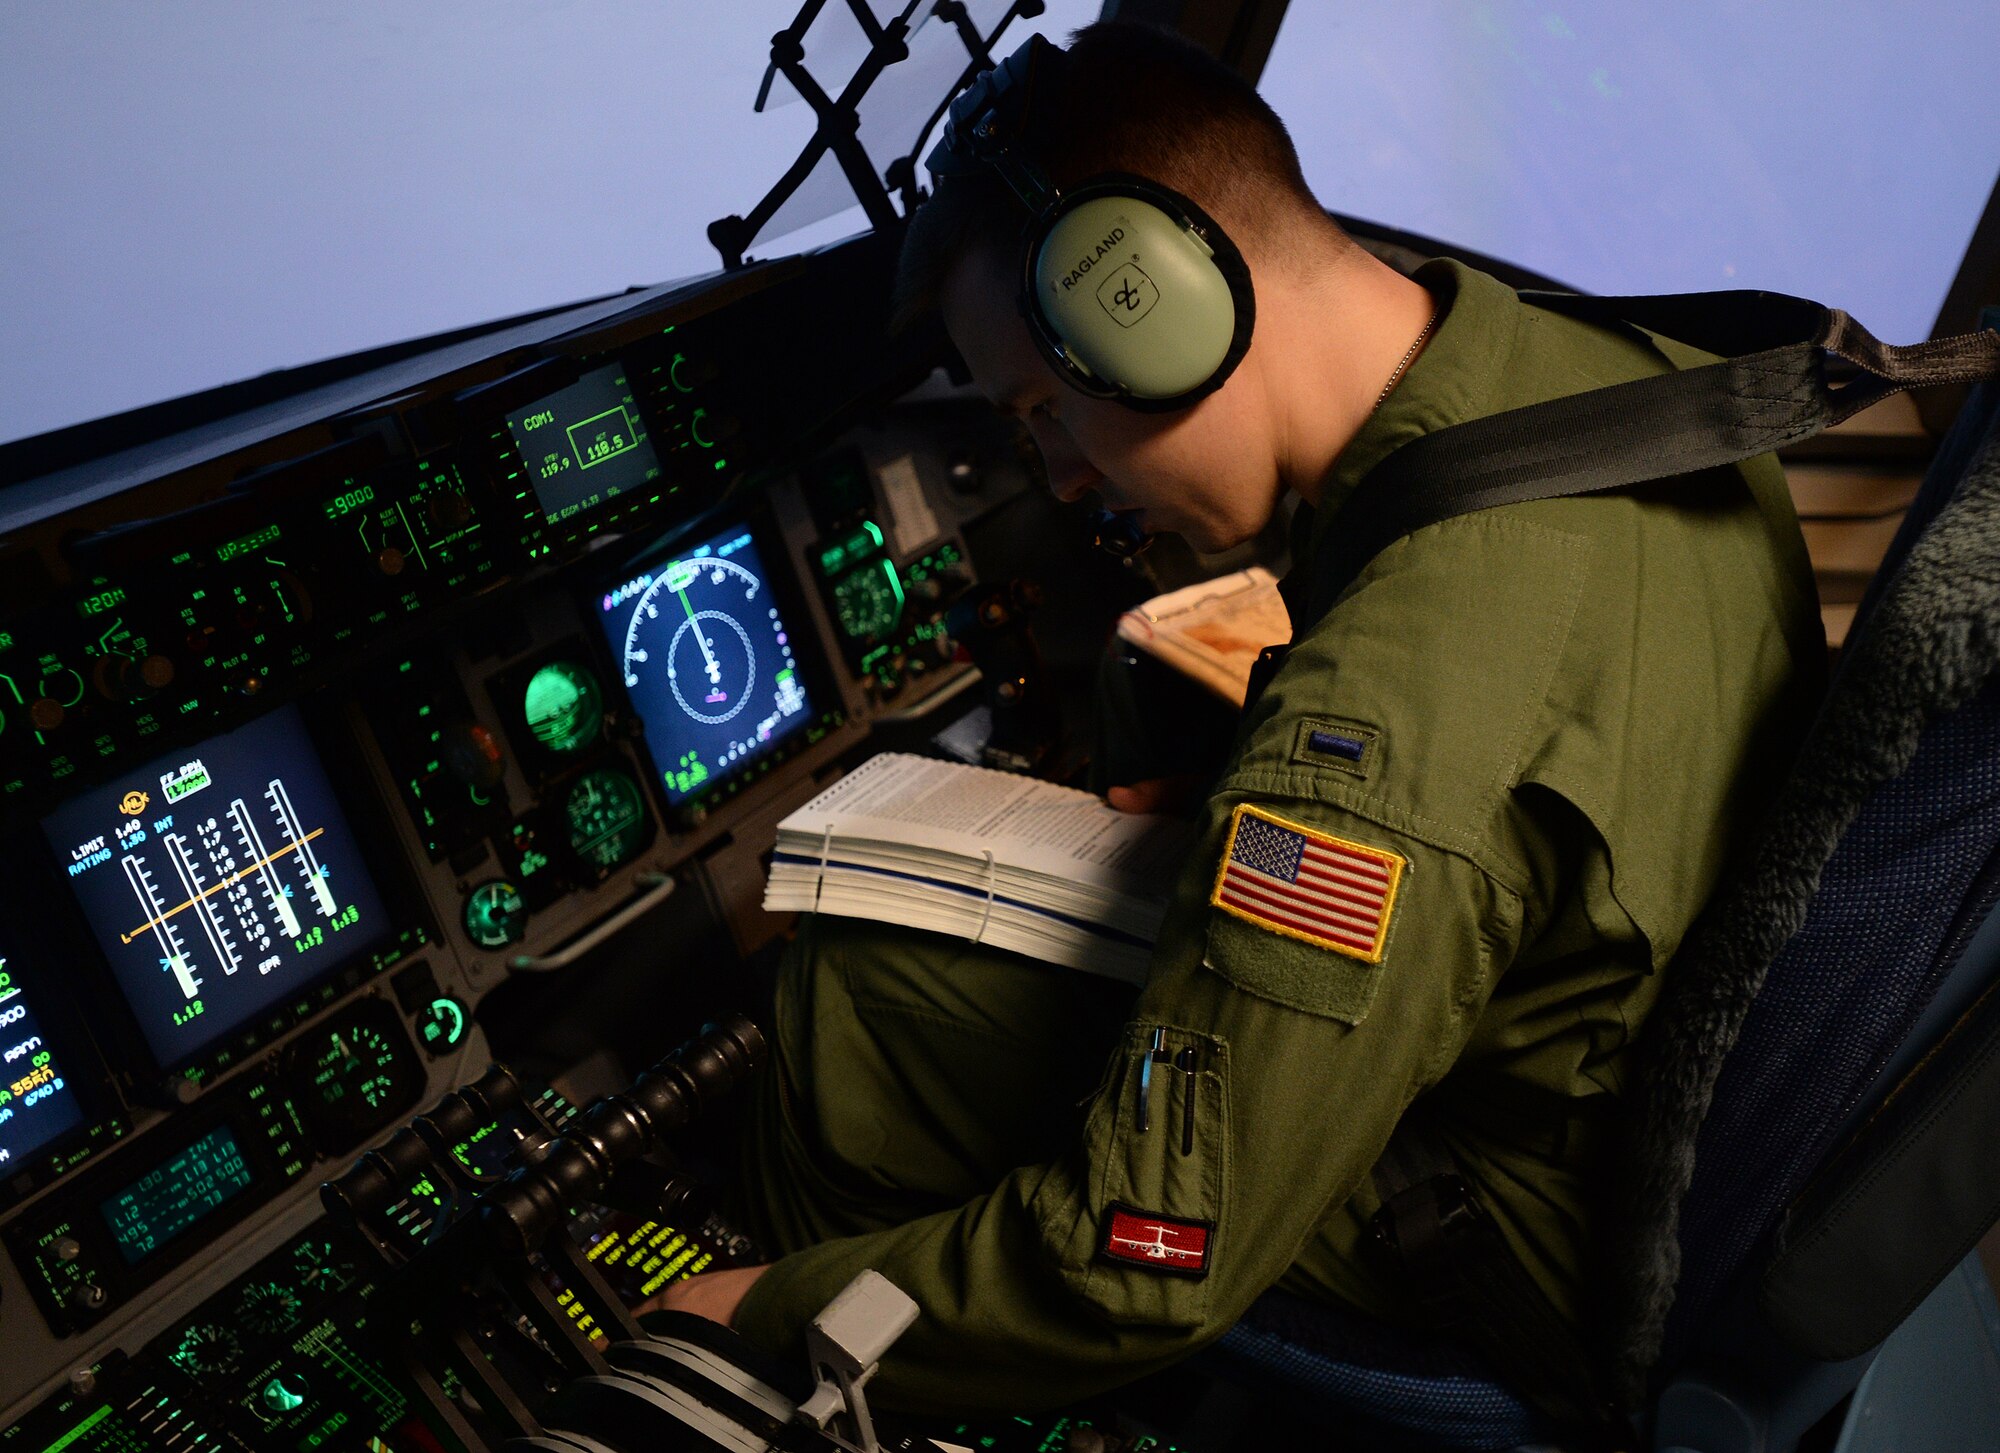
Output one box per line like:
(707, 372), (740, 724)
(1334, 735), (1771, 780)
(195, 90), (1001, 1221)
(1044, 1023), (1229, 1329)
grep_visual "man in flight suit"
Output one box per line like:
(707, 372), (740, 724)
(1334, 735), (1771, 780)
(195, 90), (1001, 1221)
(644, 22), (1825, 1414)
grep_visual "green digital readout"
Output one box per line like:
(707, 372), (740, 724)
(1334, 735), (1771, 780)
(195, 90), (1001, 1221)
(522, 661), (603, 755)
(75, 586), (127, 618)
(816, 519), (885, 576)
(214, 523), (282, 564)
(506, 365), (662, 526)
(322, 482), (376, 520)
(98, 1125), (254, 1266)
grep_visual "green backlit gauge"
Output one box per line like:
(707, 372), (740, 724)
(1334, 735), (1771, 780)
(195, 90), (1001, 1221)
(464, 879), (528, 948)
(294, 1003), (421, 1149)
(564, 768), (650, 872)
(417, 995), (468, 1056)
(290, 1237), (354, 1298)
(832, 559), (906, 641)
(170, 1322), (244, 1380)
(522, 660), (603, 755)
(237, 1279), (303, 1337)
(309, 1022), (402, 1113)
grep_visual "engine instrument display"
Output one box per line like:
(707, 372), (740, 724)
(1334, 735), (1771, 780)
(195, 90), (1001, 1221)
(506, 363), (663, 526)
(41, 705), (392, 1068)
(600, 525), (816, 805)
(0, 949), (87, 1173)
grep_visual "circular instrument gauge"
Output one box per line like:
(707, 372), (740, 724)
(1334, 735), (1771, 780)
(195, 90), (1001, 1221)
(564, 768), (650, 872)
(310, 1023), (401, 1112)
(464, 879), (528, 948)
(237, 1279), (304, 1337)
(622, 555), (791, 727)
(293, 1001), (421, 1148)
(290, 1237), (354, 1298)
(170, 1322), (244, 1380)
(523, 660), (603, 755)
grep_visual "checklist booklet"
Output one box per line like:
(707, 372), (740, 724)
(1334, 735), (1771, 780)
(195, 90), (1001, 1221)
(763, 753), (1195, 981)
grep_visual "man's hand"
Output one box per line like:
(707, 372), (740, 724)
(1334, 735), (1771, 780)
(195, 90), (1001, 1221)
(634, 1264), (770, 1327)
(1107, 774), (1203, 815)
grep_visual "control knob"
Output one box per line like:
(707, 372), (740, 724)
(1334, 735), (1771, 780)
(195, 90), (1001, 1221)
(93, 651), (175, 703)
(442, 722), (506, 791)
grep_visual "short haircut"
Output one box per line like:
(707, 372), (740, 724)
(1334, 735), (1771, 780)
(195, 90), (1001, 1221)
(892, 20), (1334, 330)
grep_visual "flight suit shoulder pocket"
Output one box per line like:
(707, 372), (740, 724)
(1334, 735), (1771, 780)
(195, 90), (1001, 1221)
(1201, 801), (1407, 1025)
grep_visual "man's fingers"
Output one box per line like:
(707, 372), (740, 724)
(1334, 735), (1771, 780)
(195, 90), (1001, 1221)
(1107, 775), (1202, 814)
(635, 1263), (771, 1327)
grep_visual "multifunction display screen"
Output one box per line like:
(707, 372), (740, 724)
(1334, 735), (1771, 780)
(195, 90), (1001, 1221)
(98, 1124), (254, 1265)
(600, 525), (815, 804)
(0, 948), (87, 1172)
(507, 364), (663, 525)
(42, 705), (390, 1068)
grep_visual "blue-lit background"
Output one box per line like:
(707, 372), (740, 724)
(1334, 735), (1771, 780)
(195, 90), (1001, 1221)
(1259, 2), (1999, 342)
(0, 0), (1101, 446)
(2, 2), (1992, 446)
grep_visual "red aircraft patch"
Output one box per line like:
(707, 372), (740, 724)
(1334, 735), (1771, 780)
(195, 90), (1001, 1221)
(1097, 1204), (1214, 1278)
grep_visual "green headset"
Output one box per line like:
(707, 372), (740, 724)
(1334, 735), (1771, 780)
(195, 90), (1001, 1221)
(924, 34), (1257, 413)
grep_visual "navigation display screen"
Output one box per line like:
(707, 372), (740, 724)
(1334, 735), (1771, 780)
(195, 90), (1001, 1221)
(42, 705), (390, 1068)
(600, 525), (815, 804)
(0, 948), (87, 1173)
(98, 1124), (254, 1265)
(507, 363), (663, 526)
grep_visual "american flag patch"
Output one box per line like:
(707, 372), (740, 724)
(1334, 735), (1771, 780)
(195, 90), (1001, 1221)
(1210, 804), (1405, 962)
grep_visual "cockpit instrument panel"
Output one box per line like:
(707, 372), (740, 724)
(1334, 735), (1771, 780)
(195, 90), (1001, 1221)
(0, 952), (87, 1174)
(505, 362), (664, 528)
(601, 522), (837, 813)
(41, 706), (395, 1070)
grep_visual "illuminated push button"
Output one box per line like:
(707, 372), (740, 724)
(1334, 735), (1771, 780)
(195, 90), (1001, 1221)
(464, 880), (528, 949)
(376, 546), (407, 576)
(28, 697), (64, 731)
(522, 661), (602, 756)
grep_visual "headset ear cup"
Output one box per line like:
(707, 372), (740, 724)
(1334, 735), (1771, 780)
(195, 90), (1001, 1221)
(1025, 178), (1254, 410)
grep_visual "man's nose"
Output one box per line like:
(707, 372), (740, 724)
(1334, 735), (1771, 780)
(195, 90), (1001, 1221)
(1026, 421), (1097, 503)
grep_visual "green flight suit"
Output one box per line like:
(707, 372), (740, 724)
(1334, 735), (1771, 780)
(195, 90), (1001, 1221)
(725, 259), (1825, 1412)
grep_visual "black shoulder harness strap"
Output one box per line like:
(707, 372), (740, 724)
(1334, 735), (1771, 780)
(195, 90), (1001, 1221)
(1344, 292), (1999, 1435)
(1301, 288), (2000, 630)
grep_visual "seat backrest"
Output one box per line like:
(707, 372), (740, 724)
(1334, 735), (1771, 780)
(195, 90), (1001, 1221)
(1604, 339), (2000, 1399)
